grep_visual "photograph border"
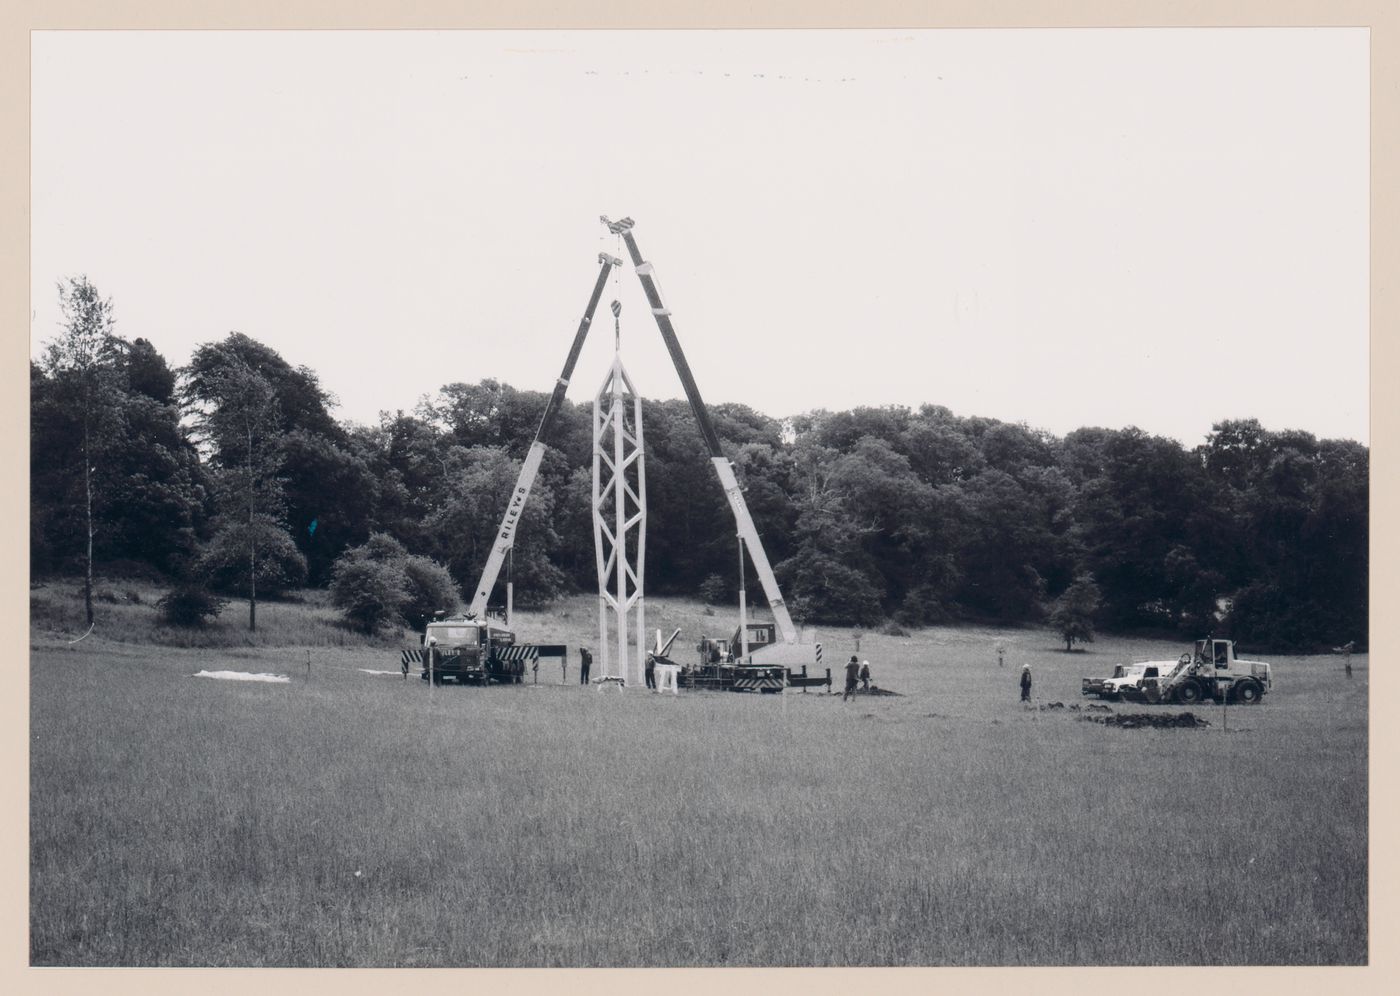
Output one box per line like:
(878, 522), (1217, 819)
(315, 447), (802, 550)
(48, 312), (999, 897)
(3, 2), (1394, 993)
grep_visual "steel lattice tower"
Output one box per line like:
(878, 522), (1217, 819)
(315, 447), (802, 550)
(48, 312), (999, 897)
(591, 301), (647, 687)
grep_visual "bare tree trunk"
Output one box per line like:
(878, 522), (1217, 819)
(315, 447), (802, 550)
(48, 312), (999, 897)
(249, 530), (257, 631)
(247, 421), (257, 632)
(82, 418), (94, 627)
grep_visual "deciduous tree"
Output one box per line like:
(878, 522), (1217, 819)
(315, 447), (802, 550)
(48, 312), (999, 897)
(183, 354), (290, 630)
(40, 277), (121, 626)
(1048, 573), (1102, 651)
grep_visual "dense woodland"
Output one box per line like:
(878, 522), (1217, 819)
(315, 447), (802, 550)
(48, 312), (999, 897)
(30, 277), (1368, 651)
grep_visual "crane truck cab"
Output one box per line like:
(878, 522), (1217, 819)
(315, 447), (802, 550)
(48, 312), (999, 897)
(419, 614), (524, 685)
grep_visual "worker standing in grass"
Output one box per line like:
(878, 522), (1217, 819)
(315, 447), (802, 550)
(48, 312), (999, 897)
(645, 652), (656, 690)
(1020, 664), (1033, 703)
(859, 660), (871, 692)
(579, 646), (592, 685)
(843, 655), (861, 701)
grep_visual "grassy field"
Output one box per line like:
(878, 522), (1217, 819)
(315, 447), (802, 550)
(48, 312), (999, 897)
(29, 589), (1368, 966)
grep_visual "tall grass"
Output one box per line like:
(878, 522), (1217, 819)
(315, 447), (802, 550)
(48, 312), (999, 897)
(29, 593), (1367, 966)
(28, 579), (409, 649)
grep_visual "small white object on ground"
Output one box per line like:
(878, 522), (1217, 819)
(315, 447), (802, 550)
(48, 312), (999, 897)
(194, 670), (290, 684)
(359, 669), (402, 676)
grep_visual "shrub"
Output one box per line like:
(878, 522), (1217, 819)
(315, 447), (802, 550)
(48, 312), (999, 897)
(894, 584), (956, 627)
(699, 574), (728, 605)
(401, 555), (460, 631)
(774, 550), (883, 627)
(329, 557), (409, 635)
(157, 586), (227, 628)
(328, 535), (460, 634)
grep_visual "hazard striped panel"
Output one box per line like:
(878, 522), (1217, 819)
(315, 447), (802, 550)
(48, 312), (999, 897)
(401, 649), (424, 667)
(815, 643), (823, 665)
(734, 675), (786, 691)
(494, 646), (540, 663)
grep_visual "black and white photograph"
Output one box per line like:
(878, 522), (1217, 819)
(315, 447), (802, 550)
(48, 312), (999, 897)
(24, 19), (1373, 972)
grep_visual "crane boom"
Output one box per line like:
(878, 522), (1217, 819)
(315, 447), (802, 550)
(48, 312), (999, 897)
(601, 215), (799, 645)
(467, 252), (622, 618)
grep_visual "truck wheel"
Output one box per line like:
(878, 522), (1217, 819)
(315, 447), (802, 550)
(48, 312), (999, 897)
(1234, 680), (1262, 705)
(1175, 680), (1202, 705)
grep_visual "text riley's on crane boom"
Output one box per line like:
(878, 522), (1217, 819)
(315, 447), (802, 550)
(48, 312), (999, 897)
(467, 251), (621, 620)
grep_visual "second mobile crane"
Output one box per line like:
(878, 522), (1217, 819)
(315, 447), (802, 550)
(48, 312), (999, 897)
(602, 215), (823, 690)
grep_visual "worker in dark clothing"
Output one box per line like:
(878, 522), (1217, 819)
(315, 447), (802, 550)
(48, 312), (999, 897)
(859, 660), (871, 692)
(1020, 664), (1032, 703)
(579, 646), (592, 685)
(645, 653), (657, 690)
(843, 655), (861, 701)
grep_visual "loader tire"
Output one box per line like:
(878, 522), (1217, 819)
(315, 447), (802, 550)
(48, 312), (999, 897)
(1234, 680), (1262, 705)
(1175, 680), (1203, 705)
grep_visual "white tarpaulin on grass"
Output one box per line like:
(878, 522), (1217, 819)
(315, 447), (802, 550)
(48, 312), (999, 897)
(359, 669), (402, 676)
(194, 670), (290, 684)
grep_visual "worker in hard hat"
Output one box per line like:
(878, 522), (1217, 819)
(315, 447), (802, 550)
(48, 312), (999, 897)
(1020, 664), (1033, 703)
(859, 660), (871, 692)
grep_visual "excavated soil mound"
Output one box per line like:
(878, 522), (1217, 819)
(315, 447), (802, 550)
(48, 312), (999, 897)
(1080, 712), (1210, 729)
(857, 685), (902, 697)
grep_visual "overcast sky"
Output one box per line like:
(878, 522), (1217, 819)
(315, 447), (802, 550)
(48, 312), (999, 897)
(31, 28), (1369, 447)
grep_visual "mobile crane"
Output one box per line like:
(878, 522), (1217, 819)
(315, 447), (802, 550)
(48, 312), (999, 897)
(602, 215), (822, 688)
(407, 251), (621, 684)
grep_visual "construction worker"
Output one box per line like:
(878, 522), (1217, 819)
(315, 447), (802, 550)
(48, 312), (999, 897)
(1020, 664), (1032, 703)
(579, 646), (592, 685)
(859, 660), (871, 692)
(843, 655), (861, 701)
(645, 653), (657, 690)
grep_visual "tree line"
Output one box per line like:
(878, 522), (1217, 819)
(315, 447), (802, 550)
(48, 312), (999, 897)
(31, 277), (1368, 651)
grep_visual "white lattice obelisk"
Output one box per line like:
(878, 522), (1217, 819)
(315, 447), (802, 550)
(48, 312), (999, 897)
(592, 301), (647, 688)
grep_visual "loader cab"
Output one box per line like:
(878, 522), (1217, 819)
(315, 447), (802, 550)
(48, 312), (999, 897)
(1196, 639), (1234, 669)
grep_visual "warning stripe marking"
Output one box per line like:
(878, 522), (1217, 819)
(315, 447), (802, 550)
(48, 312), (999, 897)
(734, 676), (785, 690)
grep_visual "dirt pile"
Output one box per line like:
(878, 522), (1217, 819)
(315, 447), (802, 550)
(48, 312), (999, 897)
(1080, 712), (1210, 729)
(859, 685), (901, 697)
